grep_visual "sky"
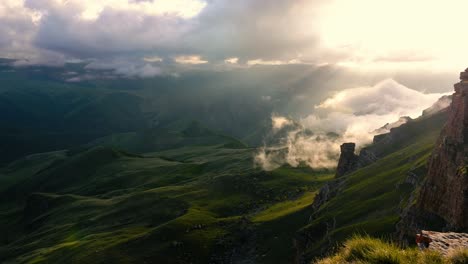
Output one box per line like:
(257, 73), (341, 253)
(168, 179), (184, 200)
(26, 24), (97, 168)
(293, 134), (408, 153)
(1, 0), (461, 169)
(2, 0), (468, 76)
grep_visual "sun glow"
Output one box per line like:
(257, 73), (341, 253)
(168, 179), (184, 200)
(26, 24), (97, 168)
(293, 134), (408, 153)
(316, 0), (468, 72)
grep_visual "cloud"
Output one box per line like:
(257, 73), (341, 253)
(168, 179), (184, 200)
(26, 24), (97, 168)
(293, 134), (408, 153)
(174, 55), (208, 65)
(271, 115), (293, 131)
(255, 79), (450, 170)
(0, 0), (326, 70)
(2, 0), (468, 75)
(0, 0), (65, 66)
(187, 0), (322, 62)
(316, 79), (445, 117)
(224, 57), (239, 64)
(26, 0), (196, 58)
(116, 63), (162, 77)
(315, 0), (468, 71)
(247, 59), (303, 66)
(84, 60), (163, 78)
(143, 56), (163, 63)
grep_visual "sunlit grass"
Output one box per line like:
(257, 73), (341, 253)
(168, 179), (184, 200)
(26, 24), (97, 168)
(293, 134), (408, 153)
(314, 235), (453, 264)
(253, 191), (317, 222)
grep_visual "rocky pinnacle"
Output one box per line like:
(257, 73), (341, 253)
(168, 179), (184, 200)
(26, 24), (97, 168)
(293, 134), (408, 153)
(335, 143), (358, 178)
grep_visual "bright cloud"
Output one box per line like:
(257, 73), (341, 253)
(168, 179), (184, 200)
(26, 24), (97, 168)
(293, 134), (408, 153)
(174, 55), (208, 65)
(247, 59), (303, 66)
(256, 79), (450, 170)
(224, 57), (239, 64)
(316, 0), (468, 71)
(272, 115), (293, 131)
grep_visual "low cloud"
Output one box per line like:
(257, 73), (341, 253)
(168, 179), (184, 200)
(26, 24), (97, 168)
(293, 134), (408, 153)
(174, 55), (208, 65)
(84, 60), (163, 78)
(255, 79), (450, 170)
(271, 115), (293, 131)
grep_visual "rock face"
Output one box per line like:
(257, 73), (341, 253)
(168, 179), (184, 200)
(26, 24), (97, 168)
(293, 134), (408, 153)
(399, 70), (468, 240)
(422, 230), (468, 256)
(416, 70), (468, 231)
(335, 143), (358, 177)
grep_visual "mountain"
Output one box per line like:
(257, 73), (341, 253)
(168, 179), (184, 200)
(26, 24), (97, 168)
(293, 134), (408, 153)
(0, 63), (352, 165)
(0, 103), (449, 263)
(397, 69), (468, 242)
(85, 121), (247, 153)
(0, 125), (334, 263)
(1, 63), (465, 263)
(295, 108), (448, 261)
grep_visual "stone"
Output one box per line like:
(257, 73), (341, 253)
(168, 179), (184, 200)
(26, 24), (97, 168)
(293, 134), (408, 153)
(422, 230), (468, 256)
(335, 143), (358, 178)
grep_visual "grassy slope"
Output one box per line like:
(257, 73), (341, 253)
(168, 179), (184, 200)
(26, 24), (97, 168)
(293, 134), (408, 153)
(314, 235), (468, 264)
(298, 114), (445, 259)
(0, 143), (333, 263)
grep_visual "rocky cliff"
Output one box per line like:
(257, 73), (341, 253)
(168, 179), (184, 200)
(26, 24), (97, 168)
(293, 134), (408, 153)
(417, 70), (468, 230)
(398, 69), (468, 240)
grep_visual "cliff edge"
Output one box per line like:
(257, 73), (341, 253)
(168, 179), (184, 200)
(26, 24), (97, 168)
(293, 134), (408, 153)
(398, 69), (468, 241)
(417, 69), (468, 231)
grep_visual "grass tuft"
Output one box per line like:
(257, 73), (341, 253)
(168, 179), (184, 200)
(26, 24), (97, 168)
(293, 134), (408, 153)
(314, 235), (464, 264)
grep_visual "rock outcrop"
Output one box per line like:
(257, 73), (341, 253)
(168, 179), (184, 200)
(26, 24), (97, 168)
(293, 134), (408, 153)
(422, 230), (468, 256)
(335, 143), (358, 177)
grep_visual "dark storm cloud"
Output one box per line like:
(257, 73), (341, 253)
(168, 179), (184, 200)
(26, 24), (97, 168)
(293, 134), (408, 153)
(14, 0), (322, 65)
(183, 0), (321, 62)
(26, 0), (191, 59)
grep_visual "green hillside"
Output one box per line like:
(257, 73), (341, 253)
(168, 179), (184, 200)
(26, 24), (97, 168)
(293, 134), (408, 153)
(86, 121), (247, 153)
(0, 75), (451, 263)
(0, 141), (333, 263)
(297, 111), (447, 261)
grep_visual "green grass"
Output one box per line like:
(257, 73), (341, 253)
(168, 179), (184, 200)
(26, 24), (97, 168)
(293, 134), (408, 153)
(253, 191), (318, 222)
(298, 124), (443, 260)
(0, 144), (333, 263)
(0, 102), (448, 263)
(314, 236), (467, 264)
